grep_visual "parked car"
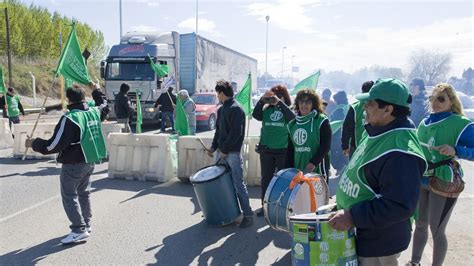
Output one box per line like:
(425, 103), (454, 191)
(192, 93), (220, 130)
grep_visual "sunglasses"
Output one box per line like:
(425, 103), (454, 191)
(429, 95), (447, 103)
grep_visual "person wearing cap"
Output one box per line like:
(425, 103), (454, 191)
(177, 89), (196, 135)
(341, 81), (374, 157)
(409, 77), (428, 127)
(329, 78), (427, 265)
(408, 83), (474, 266)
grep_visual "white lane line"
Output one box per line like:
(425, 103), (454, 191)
(0, 195), (60, 223)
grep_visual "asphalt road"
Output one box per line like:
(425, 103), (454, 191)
(1, 116), (473, 265)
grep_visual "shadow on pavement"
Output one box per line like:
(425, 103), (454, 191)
(0, 157), (52, 165)
(150, 218), (291, 265)
(0, 236), (86, 264)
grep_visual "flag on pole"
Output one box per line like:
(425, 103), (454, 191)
(0, 65), (5, 94)
(55, 23), (91, 86)
(136, 89), (142, 133)
(148, 55), (169, 78)
(162, 76), (176, 90)
(175, 97), (189, 136)
(235, 74), (253, 116)
(290, 70), (320, 96)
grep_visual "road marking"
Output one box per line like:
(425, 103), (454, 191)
(0, 195), (60, 223)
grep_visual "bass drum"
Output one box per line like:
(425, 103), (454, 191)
(264, 168), (329, 232)
(190, 164), (241, 226)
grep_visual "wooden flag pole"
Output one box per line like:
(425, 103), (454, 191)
(22, 76), (57, 160)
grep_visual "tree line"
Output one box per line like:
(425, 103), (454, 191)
(0, 0), (107, 66)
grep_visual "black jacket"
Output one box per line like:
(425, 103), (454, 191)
(211, 98), (245, 154)
(155, 91), (177, 112)
(349, 117), (426, 257)
(341, 105), (356, 151)
(114, 92), (133, 119)
(92, 89), (110, 121)
(32, 103), (90, 164)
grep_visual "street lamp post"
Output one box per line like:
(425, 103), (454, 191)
(265, 15), (270, 86)
(281, 46), (287, 78)
(291, 55), (296, 86)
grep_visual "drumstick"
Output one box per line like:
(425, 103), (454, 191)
(195, 137), (212, 153)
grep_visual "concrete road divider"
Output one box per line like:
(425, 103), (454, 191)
(176, 136), (214, 183)
(0, 118), (14, 149)
(244, 136), (261, 186)
(13, 123), (56, 159)
(12, 121), (124, 159)
(108, 133), (176, 182)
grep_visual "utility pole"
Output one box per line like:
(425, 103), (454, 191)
(119, 0), (123, 40)
(265, 15), (269, 86)
(5, 8), (12, 87)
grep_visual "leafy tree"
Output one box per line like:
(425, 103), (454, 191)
(408, 49), (452, 85)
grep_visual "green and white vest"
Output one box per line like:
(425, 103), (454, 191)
(417, 114), (472, 182)
(351, 100), (366, 147)
(65, 107), (107, 164)
(6, 95), (21, 117)
(336, 128), (426, 209)
(260, 106), (290, 149)
(287, 111), (328, 173)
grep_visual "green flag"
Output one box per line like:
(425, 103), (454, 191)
(55, 23), (91, 86)
(290, 70), (321, 96)
(136, 89), (142, 133)
(0, 65), (5, 94)
(235, 74), (252, 116)
(175, 97), (189, 136)
(148, 55), (169, 78)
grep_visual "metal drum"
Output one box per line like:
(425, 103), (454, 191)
(290, 212), (358, 266)
(264, 168), (329, 232)
(190, 165), (241, 226)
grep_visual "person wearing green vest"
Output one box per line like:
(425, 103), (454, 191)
(287, 89), (331, 178)
(178, 89), (196, 135)
(3, 87), (25, 128)
(341, 80), (374, 157)
(408, 83), (474, 266)
(329, 78), (427, 266)
(252, 85), (295, 216)
(25, 85), (107, 245)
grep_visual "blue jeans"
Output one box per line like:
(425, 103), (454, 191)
(216, 151), (253, 217)
(160, 111), (175, 132)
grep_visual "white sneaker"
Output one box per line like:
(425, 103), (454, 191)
(61, 231), (90, 244)
(86, 226), (92, 233)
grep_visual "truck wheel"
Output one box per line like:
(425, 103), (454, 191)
(207, 114), (216, 130)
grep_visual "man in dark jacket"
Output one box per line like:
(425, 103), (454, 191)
(1, 87), (26, 128)
(341, 81), (374, 157)
(114, 83), (133, 132)
(207, 80), (253, 228)
(25, 85), (107, 245)
(155, 86), (177, 133)
(329, 78), (426, 265)
(91, 83), (110, 121)
(409, 77), (428, 127)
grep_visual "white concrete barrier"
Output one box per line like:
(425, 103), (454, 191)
(244, 136), (262, 186)
(12, 121), (123, 159)
(177, 136), (214, 182)
(13, 123), (56, 159)
(108, 133), (176, 182)
(0, 118), (14, 149)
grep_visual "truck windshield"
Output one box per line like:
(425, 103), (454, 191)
(106, 62), (155, 81)
(192, 95), (216, 105)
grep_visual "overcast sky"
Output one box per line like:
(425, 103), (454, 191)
(23, 0), (473, 79)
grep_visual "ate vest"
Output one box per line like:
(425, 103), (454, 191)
(287, 112), (328, 173)
(64, 107), (107, 164)
(336, 128), (425, 209)
(351, 100), (366, 147)
(6, 95), (21, 117)
(417, 114), (472, 182)
(260, 106), (290, 149)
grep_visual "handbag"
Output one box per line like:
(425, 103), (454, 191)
(429, 160), (464, 198)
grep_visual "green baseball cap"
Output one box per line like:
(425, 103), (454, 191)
(355, 78), (411, 107)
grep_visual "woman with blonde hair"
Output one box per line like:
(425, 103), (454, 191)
(408, 83), (474, 266)
(287, 89), (331, 176)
